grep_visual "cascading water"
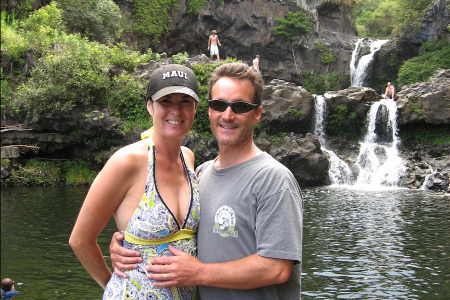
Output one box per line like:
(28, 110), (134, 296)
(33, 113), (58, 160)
(353, 99), (405, 188)
(351, 39), (389, 87)
(312, 38), (406, 188)
(313, 95), (352, 185)
(350, 38), (364, 86)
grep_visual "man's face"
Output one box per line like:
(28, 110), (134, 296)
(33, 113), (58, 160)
(208, 77), (262, 146)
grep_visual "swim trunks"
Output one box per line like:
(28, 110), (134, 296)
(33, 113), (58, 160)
(103, 127), (200, 300)
(210, 44), (219, 56)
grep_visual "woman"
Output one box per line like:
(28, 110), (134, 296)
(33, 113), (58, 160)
(69, 64), (200, 299)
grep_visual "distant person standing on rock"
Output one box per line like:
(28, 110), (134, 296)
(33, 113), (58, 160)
(208, 30), (221, 61)
(384, 82), (395, 99)
(252, 55), (260, 73)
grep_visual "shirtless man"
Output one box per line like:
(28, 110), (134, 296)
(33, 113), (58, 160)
(252, 55), (260, 73)
(208, 30), (221, 61)
(384, 82), (395, 99)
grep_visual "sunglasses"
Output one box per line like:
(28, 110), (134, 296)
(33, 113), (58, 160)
(208, 99), (259, 114)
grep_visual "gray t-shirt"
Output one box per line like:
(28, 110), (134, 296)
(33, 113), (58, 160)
(196, 152), (303, 299)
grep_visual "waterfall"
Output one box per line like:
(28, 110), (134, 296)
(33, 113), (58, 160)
(351, 39), (389, 87)
(313, 95), (352, 185)
(350, 38), (364, 86)
(353, 99), (405, 188)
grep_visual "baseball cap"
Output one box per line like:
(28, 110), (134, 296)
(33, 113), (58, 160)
(146, 64), (200, 102)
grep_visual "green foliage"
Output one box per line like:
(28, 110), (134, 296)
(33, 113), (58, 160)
(410, 103), (424, 120)
(288, 108), (303, 119)
(186, 0), (207, 14)
(268, 132), (287, 145)
(57, 0), (122, 43)
(107, 42), (152, 72)
(7, 159), (61, 186)
(1, 68), (16, 115)
(1, 11), (30, 64)
(62, 160), (97, 186)
(20, 1), (64, 53)
(325, 105), (364, 139)
(16, 38), (111, 113)
(353, 0), (434, 38)
(108, 73), (149, 126)
(301, 70), (349, 94)
(273, 11), (313, 41)
(314, 41), (337, 64)
(399, 124), (450, 146)
(133, 0), (179, 45)
(172, 52), (189, 65)
(397, 41), (450, 87)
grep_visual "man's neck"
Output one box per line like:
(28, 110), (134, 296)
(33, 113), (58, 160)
(215, 140), (262, 169)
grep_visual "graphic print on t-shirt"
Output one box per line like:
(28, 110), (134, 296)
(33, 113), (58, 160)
(213, 205), (238, 238)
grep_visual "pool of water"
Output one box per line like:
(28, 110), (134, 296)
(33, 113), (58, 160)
(1, 186), (449, 299)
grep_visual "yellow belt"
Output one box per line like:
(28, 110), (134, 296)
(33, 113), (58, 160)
(124, 229), (196, 245)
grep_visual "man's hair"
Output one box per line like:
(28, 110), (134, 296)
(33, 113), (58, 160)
(256, 55), (260, 58)
(212, 30), (217, 34)
(1, 278), (13, 292)
(208, 63), (264, 106)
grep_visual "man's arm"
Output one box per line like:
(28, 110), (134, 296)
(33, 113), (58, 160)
(110, 232), (143, 278)
(208, 36), (211, 48)
(146, 245), (293, 289)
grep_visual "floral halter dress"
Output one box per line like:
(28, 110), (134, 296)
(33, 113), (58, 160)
(103, 128), (200, 300)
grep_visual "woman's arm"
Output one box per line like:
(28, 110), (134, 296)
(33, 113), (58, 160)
(69, 150), (136, 288)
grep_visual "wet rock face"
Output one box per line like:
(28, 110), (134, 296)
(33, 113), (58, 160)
(374, 104), (394, 143)
(419, 0), (450, 43)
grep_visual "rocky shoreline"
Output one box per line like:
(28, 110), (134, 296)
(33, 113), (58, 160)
(1, 56), (449, 191)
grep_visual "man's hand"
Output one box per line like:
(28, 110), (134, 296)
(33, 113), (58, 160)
(146, 245), (203, 287)
(110, 232), (143, 278)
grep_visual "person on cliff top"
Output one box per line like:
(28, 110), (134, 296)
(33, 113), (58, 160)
(110, 62), (303, 299)
(208, 30), (221, 61)
(252, 55), (260, 73)
(69, 64), (200, 299)
(384, 82), (395, 99)
(1, 278), (20, 299)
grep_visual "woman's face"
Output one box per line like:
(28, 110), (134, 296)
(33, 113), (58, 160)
(148, 93), (197, 140)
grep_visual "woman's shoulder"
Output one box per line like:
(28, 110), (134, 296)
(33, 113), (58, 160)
(181, 146), (195, 171)
(108, 140), (148, 169)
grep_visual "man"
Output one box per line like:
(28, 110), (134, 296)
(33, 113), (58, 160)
(110, 63), (303, 299)
(208, 30), (221, 61)
(384, 82), (395, 99)
(252, 55), (260, 72)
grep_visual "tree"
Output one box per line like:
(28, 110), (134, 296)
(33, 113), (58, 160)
(57, 0), (122, 43)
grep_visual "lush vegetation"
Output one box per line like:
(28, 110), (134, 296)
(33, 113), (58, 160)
(273, 11), (313, 41)
(325, 105), (365, 140)
(397, 40), (450, 87)
(353, 0), (435, 38)
(301, 70), (350, 95)
(56, 0), (122, 43)
(3, 158), (97, 186)
(133, 0), (206, 45)
(399, 124), (450, 147)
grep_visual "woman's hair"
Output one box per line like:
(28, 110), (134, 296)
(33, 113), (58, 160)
(208, 63), (264, 106)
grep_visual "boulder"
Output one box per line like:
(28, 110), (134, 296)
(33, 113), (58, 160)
(261, 79), (314, 135)
(256, 132), (330, 186)
(396, 69), (450, 125)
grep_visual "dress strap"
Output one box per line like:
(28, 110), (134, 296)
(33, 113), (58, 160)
(141, 127), (154, 147)
(124, 229), (197, 246)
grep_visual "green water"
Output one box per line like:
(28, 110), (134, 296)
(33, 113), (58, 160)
(1, 186), (449, 299)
